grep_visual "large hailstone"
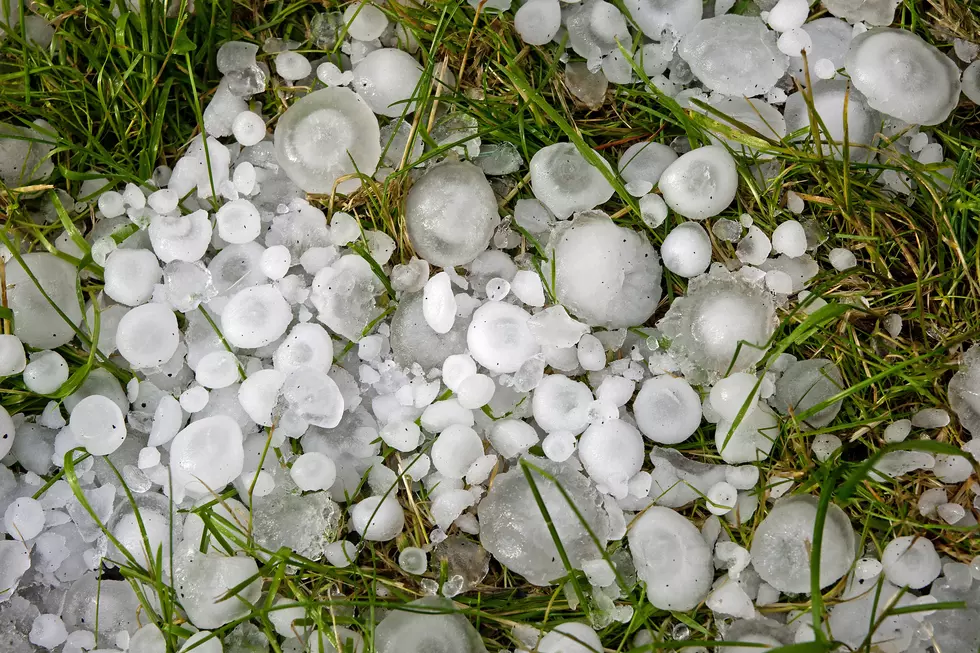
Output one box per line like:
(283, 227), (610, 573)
(547, 211), (662, 328)
(169, 416), (245, 501)
(374, 597), (488, 653)
(116, 303), (180, 369)
(784, 81), (881, 162)
(658, 145), (738, 220)
(478, 457), (609, 586)
(5, 253), (83, 349)
(948, 344), (980, 436)
(530, 143), (614, 219)
(823, 0), (901, 26)
(749, 495), (856, 594)
(404, 161), (498, 267)
(623, 0), (702, 40)
(844, 28), (961, 126)
(220, 284), (292, 349)
(629, 506), (713, 610)
(678, 16), (788, 97)
(467, 301), (540, 374)
(351, 48), (423, 117)
(881, 535), (941, 589)
(274, 87), (381, 194)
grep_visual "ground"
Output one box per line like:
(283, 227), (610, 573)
(1, 0), (980, 651)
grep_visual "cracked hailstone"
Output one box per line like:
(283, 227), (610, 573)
(623, 0), (702, 40)
(678, 15), (788, 97)
(657, 145), (738, 221)
(529, 142), (614, 219)
(478, 457), (609, 586)
(949, 344), (980, 436)
(405, 161), (498, 267)
(657, 266), (778, 383)
(547, 211), (662, 328)
(629, 506), (713, 610)
(784, 81), (881, 162)
(750, 495), (856, 593)
(374, 597), (488, 653)
(273, 87), (381, 194)
(845, 28), (961, 126)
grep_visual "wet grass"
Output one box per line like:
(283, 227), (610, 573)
(1, 0), (980, 651)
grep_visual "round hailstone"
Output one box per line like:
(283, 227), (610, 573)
(660, 222), (712, 278)
(374, 597), (487, 653)
(69, 395), (127, 455)
(0, 334), (26, 377)
(404, 161), (497, 267)
(220, 284), (292, 349)
(216, 199), (260, 244)
(5, 252), (84, 349)
(538, 623), (603, 653)
(457, 373), (496, 409)
(547, 212), (662, 328)
(179, 632), (222, 653)
(238, 369), (285, 426)
(578, 419), (644, 497)
(623, 0), (702, 40)
(432, 425), (485, 478)
(658, 145), (738, 220)
(195, 351), (241, 389)
(791, 18), (852, 82)
(4, 496), (45, 541)
(398, 547), (428, 575)
(231, 111), (266, 146)
(274, 323), (334, 375)
(710, 372), (761, 422)
(489, 419), (539, 459)
(514, 0), (561, 46)
(380, 420), (422, 452)
(260, 245), (291, 280)
(280, 368), (345, 429)
(290, 452), (337, 491)
(705, 97), (786, 158)
(706, 481), (738, 515)
(423, 271), (456, 335)
(750, 495), (856, 593)
(766, 0), (808, 32)
(565, 1), (629, 60)
(467, 301), (540, 374)
(963, 60), (980, 105)
(29, 614), (69, 649)
(678, 16), (788, 97)
(274, 87), (380, 194)
(23, 350), (69, 394)
(881, 535), (941, 589)
(116, 303), (179, 369)
(148, 211), (212, 263)
(350, 495), (404, 541)
(771, 358), (845, 429)
(103, 249), (161, 306)
(343, 2), (388, 41)
(170, 416), (244, 501)
(275, 51), (312, 81)
(633, 376), (702, 444)
(618, 141), (678, 188)
(148, 188), (179, 214)
(351, 48), (424, 117)
(771, 220), (807, 257)
(530, 142), (614, 219)
(715, 402), (780, 464)
(845, 28), (961, 126)
(629, 506), (713, 610)
(532, 374), (594, 435)
(784, 81), (881, 161)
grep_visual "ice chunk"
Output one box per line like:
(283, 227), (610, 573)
(252, 485), (340, 560)
(579, 419), (644, 497)
(766, 0), (807, 32)
(629, 506), (713, 610)
(174, 552), (261, 628)
(374, 597), (488, 653)
(274, 87), (380, 194)
(0, 119), (55, 189)
(750, 495), (856, 593)
(5, 253), (83, 349)
(791, 18), (852, 82)
(823, 0), (901, 26)
(881, 535), (941, 588)
(648, 446), (727, 507)
(564, 61), (608, 110)
(169, 416), (244, 501)
(633, 376), (701, 444)
(538, 623), (602, 653)
(0, 541), (31, 603)
(624, 0), (701, 39)
(771, 358), (844, 429)
(658, 145), (738, 220)
(514, 0), (561, 46)
(533, 374), (594, 434)
(530, 143), (614, 219)
(310, 255), (383, 342)
(221, 284), (292, 349)
(467, 301), (540, 373)
(661, 222), (712, 278)
(964, 60), (980, 105)
(3, 497), (43, 541)
(405, 161), (498, 267)
(62, 574), (138, 637)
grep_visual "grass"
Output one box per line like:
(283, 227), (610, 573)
(2, 0), (980, 651)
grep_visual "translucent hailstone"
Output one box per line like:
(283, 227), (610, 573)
(845, 28), (961, 126)
(547, 212), (662, 328)
(658, 145), (738, 220)
(274, 87), (380, 194)
(661, 222), (712, 278)
(116, 303), (179, 369)
(280, 367), (346, 430)
(467, 301), (540, 374)
(404, 161), (498, 267)
(4, 497), (45, 540)
(390, 292), (469, 371)
(538, 623), (602, 653)
(823, 0), (901, 26)
(657, 267), (778, 383)
(623, 0), (702, 40)
(103, 249), (161, 306)
(629, 506), (713, 610)
(750, 495), (856, 593)
(881, 535), (941, 589)
(220, 284), (292, 349)
(715, 401), (780, 463)
(290, 452), (337, 491)
(771, 220), (807, 257)
(565, 0), (629, 60)
(530, 143), (614, 219)
(478, 457), (609, 586)
(350, 495), (404, 541)
(23, 350), (68, 394)
(148, 210), (212, 263)
(231, 110), (266, 147)
(514, 0), (561, 46)
(30, 614), (69, 649)
(618, 141), (678, 188)
(772, 358), (845, 429)
(705, 97), (786, 158)
(564, 61), (607, 110)
(374, 597), (488, 653)
(174, 553), (261, 629)
(69, 395), (127, 455)
(791, 18), (852, 82)
(828, 248), (857, 271)
(351, 48), (423, 117)
(275, 51), (311, 81)
(678, 16), (788, 97)
(169, 416), (245, 501)
(948, 345), (980, 436)
(633, 376), (702, 444)
(578, 419), (644, 497)
(343, 2), (388, 41)
(533, 374), (594, 434)
(5, 252), (83, 349)
(784, 81), (881, 161)
(398, 547), (428, 575)
(216, 198), (261, 244)
(963, 60), (980, 105)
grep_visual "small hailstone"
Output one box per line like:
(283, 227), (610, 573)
(777, 28), (812, 57)
(442, 354), (477, 392)
(0, 334), (26, 376)
(766, 0), (808, 32)
(514, 0), (562, 46)
(706, 481), (738, 515)
(765, 270), (793, 295)
(770, 220), (807, 257)
(216, 198), (261, 244)
(510, 270), (545, 307)
(660, 222), (712, 278)
(883, 313), (902, 337)
(138, 447), (161, 469)
(639, 193), (669, 228)
(260, 245), (291, 280)
(726, 465), (760, 490)
(542, 430), (576, 462)
(195, 351), (241, 388)
(275, 51), (312, 80)
(582, 559), (617, 587)
(883, 419), (912, 443)
(785, 191), (805, 214)
(814, 58), (836, 79)
(486, 277), (511, 301)
(232, 162), (256, 195)
(231, 111), (266, 146)
(179, 385), (210, 412)
(431, 425), (484, 478)
(290, 452), (337, 491)
(325, 540), (358, 567)
(343, 2), (389, 41)
(736, 226), (772, 266)
(29, 614), (68, 649)
(98, 190), (125, 218)
(70, 394), (128, 455)
(937, 502), (965, 524)
(423, 272), (457, 335)
(317, 62), (352, 86)
(911, 407), (949, 429)
(828, 247), (857, 270)
(457, 374), (496, 409)
(812, 434), (842, 461)
(148, 188), (178, 214)
(24, 350), (69, 395)
(933, 453), (972, 483)
(398, 547), (428, 574)
(351, 495), (404, 541)
(577, 334), (605, 371)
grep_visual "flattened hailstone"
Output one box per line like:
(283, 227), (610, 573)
(579, 419), (644, 497)
(351, 48), (423, 117)
(633, 376), (702, 444)
(771, 358), (844, 429)
(5, 252), (83, 349)
(548, 212), (661, 328)
(750, 495), (856, 593)
(69, 395), (127, 455)
(514, 0), (561, 46)
(215, 198), (260, 244)
(679, 16), (788, 97)
(375, 597), (488, 653)
(784, 81), (880, 161)
(351, 495), (404, 541)
(948, 344), (980, 435)
(530, 143), (614, 219)
(618, 141), (678, 189)
(706, 97), (786, 158)
(658, 146), (738, 221)
(661, 222), (712, 278)
(274, 87), (380, 194)
(467, 301), (540, 374)
(658, 266), (778, 383)
(405, 161), (497, 267)
(715, 402), (780, 463)
(390, 292), (469, 371)
(116, 303), (180, 369)
(823, 0), (901, 26)
(479, 456), (609, 585)
(963, 60), (980, 105)
(221, 284), (292, 349)
(538, 623), (602, 653)
(629, 506), (713, 610)
(845, 28), (961, 126)
(169, 416), (245, 501)
(624, 0), (701, 40)
(532, 374), (594, 435)
(881, 535), (941, 589)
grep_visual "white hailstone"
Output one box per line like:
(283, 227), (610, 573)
(442, 354), (478, 392)
(736, 225), (772, 266)
(933, 453), (972, 483)
(812, 434), (843, 462)
(148, 188), (178, 214)
(29, 614), (69, 649)
(660, 222), (712, 278)
(618, 141), (678, 189)
(237, 369), (284, 426)
(290, 452), (337, 491)
(4, 496), (45, 540)
(777, 28), (812, 57)
(542, 430), (576, 462)
(705, 481), (738, 515)
(432, 424), (484, 478)
(69, 394), (127, 455)
(530, 142), (614, 219)
(658, 145), (738, 220)
(351, 495), (404, 541)
(467, 301), (540, 373)
(709, 373), (761, 422)
(633, 376), (702, 444)
(911, 407), (950, 428)
(221, 284), (292, 349)
(767, 0), (808, 32)
(138, 446), (161, 469)
(148, 210), (212, 263)
(629, 506), (713, 610)
(147, 395), (182, 447)
(963, 60), (980, 104)
(274, 323), (334, 375)
(814, 58), (837, 79)
(639, 193), (669, 228)
(169, 416), (244, 500)
(194, 351), (240, 389)
(623, 0), (701, 40)
(0, 334), (26, 376)
(275, 51), (312, 81)
(514, 0), (561, 46)
(457, 373), (496, 409)
(325, 540), (358, 568)
(510, 270), (545, 307)
(784, 80), (880, 163)
(577, 334), (605, 371)
(23, 350), (69, 395)
(578, 419), (644, 497)
(771, 220), (807, 257)
(489, 419), (538, 459)
(725, 465), (760, 490)
(178, 632), (221, 653)
(423, 272), (457, 335)
(104, 249), (162, 306)
(715, 402), (780, 464)
(97, 190), (125, 218)
(881, 536), (941, 589)
(486, 278), (510, 301)
(343, 2), (388, 41)
(260, 245), (291, 280)
(538, 623), (603, 653)
(705, 97), (786, 159)
(533, 374), (594, 434)
(0, 405), (14, 459)
(216, 198), (260, 244)
(937, 502), (965, 524)
(828, 248), (857, 271)
(596, 376), (636, 408)
(231, 111), (266, 146)
(351, 48), (423, 117)
(116, 303), (179, 369)
(380, 420), (422, 452)
(232, 161), (256, 195)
